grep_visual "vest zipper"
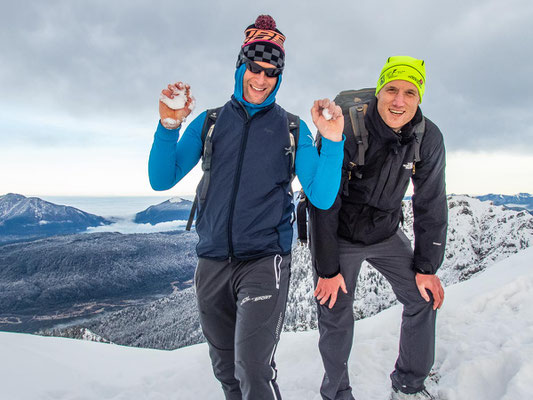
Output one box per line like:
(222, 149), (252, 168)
(227, 115), (251, 260)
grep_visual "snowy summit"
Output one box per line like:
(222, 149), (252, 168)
(169, 197), (187, 204)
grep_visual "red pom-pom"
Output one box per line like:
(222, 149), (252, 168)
(255, 15), (276, 30)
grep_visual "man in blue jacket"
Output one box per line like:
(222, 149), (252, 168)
(309, 56), (448, 400)
(149, 15), (344, 400)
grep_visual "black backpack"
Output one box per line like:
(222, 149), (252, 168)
(186, 108), (300, 231)
(296, 88), (425, 244)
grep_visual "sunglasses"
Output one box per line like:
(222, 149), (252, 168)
(244, 59), (283, 78)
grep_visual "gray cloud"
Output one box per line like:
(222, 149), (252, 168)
(1, 0), (532, 153)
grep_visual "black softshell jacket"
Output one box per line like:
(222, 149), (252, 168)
(309, 98), (448, 277)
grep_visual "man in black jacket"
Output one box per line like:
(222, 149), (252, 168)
(309, 56), (448, 400)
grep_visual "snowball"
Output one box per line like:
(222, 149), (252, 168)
(322, 108), (333, 121)
(160, 91), (186, 110)
(160, 84), (195, 111)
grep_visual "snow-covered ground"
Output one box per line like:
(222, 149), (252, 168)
(1, 248), (532, 400)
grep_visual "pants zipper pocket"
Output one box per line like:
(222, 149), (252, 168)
(274, 254), (282, 290)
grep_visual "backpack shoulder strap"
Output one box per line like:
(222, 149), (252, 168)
(409, 116), (426, 176)
(296, 189), (308, 245)
(286, 112), (300, 183)
(201, 107), (222, 153)
(200, 107), (221, 178)
(186, 107), (222, 231)
(413, 116), (426, 163)
(346, 102), (369, 180)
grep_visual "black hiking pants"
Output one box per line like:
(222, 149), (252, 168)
(315, 230), (437, 399)
(195, 254), (291, 400)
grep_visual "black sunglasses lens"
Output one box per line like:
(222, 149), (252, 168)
(264, 69), (280, 78)
(246, 61), (262, 74)
(246, 60), (281, 77)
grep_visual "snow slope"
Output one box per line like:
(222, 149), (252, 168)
(1, 248), (532, 400)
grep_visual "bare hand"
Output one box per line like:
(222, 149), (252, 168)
(415, 273), (444, 310)
(159, 82), (195, 129)
(314, 273), (348, 309)
(311, 99), (344, 142)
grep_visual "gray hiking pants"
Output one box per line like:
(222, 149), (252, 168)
(195, 254), (291, 400)
(315, 230), (437, 399)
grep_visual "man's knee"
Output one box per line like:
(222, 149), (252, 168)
(317, 296), (355, 353)
(212, 361), (238, 385)
(207, 350), (241, 398)
(235, 359), (275, 379)
(397, 287), (436, 317)
(317, 290), (354, 323)
(234, 360), (279, 399)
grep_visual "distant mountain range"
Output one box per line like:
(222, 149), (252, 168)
(2, 192), (532, 351)
(134, 197), (193, 225)
(475, 193), (533, 211)
(0, 194), (197, 244)
(405, 193), (532, 213)
(0, 193), (111, 244)
(3, 192), (527, 243)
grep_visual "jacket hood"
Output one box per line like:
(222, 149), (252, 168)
(233, 64), (282, 115)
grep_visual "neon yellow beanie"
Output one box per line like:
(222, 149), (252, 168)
(375, 56), (426, 102)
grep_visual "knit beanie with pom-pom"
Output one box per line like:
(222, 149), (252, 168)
(236, 15), (286, 69)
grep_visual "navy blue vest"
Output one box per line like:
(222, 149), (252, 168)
(195, 97), (295, 260)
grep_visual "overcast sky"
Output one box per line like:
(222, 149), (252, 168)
(1, 0), (532, 196)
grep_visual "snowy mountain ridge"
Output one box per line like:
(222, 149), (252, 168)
(133, 197), (192, 225)
(0, 193), (106, 225)
(169, 197), (189, 204)
(2, 247), (532, 400)
(475, 192), (533, 211)
(0, 193), (111, 243)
